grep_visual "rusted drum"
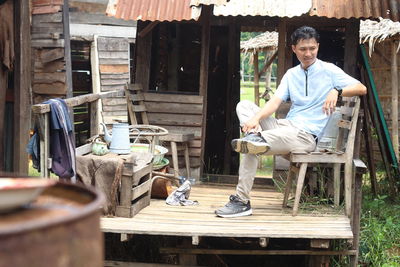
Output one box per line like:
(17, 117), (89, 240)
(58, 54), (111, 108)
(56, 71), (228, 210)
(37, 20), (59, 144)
(0, 182), (104, 267)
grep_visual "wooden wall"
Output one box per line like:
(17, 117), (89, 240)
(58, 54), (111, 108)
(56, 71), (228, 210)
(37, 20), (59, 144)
(31, 0), (68, 103)
(365, 42), (400, 159)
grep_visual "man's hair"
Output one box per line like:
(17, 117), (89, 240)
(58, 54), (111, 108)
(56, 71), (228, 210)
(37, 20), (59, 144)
(291, 26), (320, 45)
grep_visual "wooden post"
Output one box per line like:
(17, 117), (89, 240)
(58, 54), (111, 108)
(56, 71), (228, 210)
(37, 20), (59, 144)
(199, 6), (211, 177)
(277, 19), (287, 84)
(0, 67), (6, 171)
(135, 21), (153, 91)
(63, 0), (73, 98)
(253, 51), (260, 106)
(90, 35), (101, 133)
(344, 21), (359, 77)
(13, 0), (31, 174)
(391, 40), (399, 160)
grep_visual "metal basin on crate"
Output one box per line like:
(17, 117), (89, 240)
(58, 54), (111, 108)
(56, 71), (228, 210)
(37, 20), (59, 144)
(130, 143), (168, 165)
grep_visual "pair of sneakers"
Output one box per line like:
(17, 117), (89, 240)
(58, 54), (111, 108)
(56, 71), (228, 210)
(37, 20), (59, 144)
(215, 133), (269, 218)
(231, 132), (270, 155)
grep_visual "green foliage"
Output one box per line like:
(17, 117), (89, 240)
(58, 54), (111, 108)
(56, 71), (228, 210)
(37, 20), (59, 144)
(359, 192), (400, 266)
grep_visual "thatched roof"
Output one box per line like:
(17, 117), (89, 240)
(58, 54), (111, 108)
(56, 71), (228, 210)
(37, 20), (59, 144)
(360, 18), (400, 56)
(240, 31), (278, 54)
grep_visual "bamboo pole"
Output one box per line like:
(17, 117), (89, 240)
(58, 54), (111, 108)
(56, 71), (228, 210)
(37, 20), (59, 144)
(391, 41), (399, 161)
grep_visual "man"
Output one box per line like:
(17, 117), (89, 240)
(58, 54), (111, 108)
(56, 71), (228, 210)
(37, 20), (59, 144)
(215, 26), (367, 218)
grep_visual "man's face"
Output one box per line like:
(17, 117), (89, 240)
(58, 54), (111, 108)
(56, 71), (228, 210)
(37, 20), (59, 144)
(292, 38), (319, 69)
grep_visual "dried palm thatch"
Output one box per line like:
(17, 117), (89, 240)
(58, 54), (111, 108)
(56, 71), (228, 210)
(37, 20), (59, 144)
(360, 18), (400, 56)
(240, 31), (278, 55)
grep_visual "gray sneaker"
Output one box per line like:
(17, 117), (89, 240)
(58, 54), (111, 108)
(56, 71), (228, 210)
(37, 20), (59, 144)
(231, 133), (270, 155)
(215, 195), (252, 218)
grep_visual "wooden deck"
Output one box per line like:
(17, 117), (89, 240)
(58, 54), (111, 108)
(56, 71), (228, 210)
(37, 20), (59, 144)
(101, 184), (353, 240)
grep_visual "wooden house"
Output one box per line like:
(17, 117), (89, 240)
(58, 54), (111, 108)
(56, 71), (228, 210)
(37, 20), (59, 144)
(106, 0), (400, 180)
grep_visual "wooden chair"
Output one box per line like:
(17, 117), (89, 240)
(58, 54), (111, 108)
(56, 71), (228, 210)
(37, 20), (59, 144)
(282, 96), (361, 216)
(125, 84), (197, 181)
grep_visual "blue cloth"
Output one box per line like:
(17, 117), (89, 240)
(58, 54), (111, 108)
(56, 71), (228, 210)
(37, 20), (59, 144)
(275, 59), (360, 137)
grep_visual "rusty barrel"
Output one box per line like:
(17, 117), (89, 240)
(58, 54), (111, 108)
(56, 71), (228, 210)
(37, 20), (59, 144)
(0, 182), (104, 267)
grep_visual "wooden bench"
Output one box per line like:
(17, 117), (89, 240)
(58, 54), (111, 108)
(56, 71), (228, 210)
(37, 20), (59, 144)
(282, 96), (361, 216)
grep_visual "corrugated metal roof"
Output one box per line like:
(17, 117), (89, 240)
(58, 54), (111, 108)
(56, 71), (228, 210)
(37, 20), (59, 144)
(106, 0), (400, 22)
(106, 0), (201, 22)
(213, 0), (312, 18)
(190, 0), (227, 6)
(310, 0), (400, 21)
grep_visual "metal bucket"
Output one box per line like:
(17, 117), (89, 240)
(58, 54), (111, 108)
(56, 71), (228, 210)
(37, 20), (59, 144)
(0, 182), (105, 267)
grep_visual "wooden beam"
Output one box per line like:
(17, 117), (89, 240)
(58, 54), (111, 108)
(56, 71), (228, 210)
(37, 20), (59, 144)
(253, 51), (260, 106)
(199, 6), (211, 177)
(344, 20), (359, 77)
(138, 21), (159, 38)
(13, 0), (31, 174)
(277, 19), (287, 84)
(391, 40), (399, 160)
(160, 247), (357, 256)
(63, 0), (73, 98)
(135, 21), (153, 91)
(258, 50), (278, 77)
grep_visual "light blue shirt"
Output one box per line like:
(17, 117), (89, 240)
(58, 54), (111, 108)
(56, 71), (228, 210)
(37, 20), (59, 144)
(275, 59), (360, 137)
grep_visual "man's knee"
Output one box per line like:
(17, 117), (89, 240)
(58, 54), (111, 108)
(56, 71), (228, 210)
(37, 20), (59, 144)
(236, 100), (257, 113)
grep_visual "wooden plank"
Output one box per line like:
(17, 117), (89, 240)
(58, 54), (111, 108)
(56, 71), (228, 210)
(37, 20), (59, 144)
(40, 48), (64, 63)
(33, 82), (66, 95)
(32, 12), (62, 24)
(143, 93), (203, 104)
(69, 12), (137, 27)
(34, 59), (65, 72)
(290, 154), (346, 163)
(160, 248), (356, 256)
(104, 261), (202, 267)
(101, 78), (128, 86)
(32, 39), (65, 48)
(145, 102), (203, 114)
(101, 73), (130, 80)
(390, 40), (399, 160)
(32, 5), (62, 15)
(102, 97), (127, 106)
(97, 37), (130, 51)
(98, 51), (130, 59)
(99, 64), (129, 73)
(34, 72), (66, 83)
(131, 179), (152, 200)
(147, 114), (202, 127)
(99, 58), (129, 65)
(277, 18), (287, 84)
(70, 24), (136, 39)
(102, 104), (127, 112)
(135, 21), (152, 91)
(63, 0), (73, 99)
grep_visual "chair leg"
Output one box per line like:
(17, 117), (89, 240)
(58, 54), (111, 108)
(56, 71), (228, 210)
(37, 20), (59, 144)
(333, 163), (341, 208)
(170, 141), (179, 179)
(292, 163), (308, 216)
(184, 143), (191, 178)
(344, 162), (352, 217)
(282, 166), (294, 207)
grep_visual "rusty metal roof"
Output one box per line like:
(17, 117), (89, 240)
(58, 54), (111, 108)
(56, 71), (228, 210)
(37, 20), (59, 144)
(106, 0), (400, 22)
(106, 0), (201, 21)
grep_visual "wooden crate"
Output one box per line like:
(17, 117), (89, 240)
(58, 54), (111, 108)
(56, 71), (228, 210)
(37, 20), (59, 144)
(76, 143), (153, 218)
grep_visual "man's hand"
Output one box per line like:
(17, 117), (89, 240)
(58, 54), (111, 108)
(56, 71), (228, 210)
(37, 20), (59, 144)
(242, 117), (261, 133)
(323, 89), (339, 115)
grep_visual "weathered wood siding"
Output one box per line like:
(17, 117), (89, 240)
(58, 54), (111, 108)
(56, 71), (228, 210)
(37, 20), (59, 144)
(144, 92), (204, 177)
(97, 37), (130, 124)
(31, 0), (67, 103)
(365, 42), (400, 159)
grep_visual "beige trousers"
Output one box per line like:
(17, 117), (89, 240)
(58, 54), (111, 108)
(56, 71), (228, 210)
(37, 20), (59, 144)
(235, 100), (316, 202)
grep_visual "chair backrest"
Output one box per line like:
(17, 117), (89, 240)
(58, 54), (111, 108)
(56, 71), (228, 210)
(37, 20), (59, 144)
(316, 96), (360, 153)
(125, 83), (150, 125)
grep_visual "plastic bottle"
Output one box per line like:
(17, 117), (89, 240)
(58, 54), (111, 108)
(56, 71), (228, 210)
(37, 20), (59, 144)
(316, 108), (342, 152)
